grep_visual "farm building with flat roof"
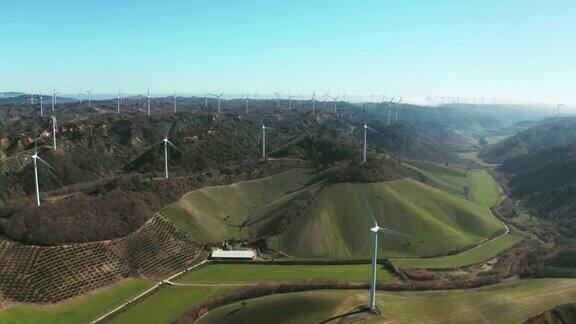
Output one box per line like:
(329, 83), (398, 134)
(210, 249), (255, 260)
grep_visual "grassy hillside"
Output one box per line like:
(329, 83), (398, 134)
(278, 179), (505, 259)
(405, 160), (468, 197)
(163, 169), (323, 242)
(468, 169), (502, 208)
(198, 279), (576, 324)
(0, 279), (152, 324)
(392, 232), (523, 269)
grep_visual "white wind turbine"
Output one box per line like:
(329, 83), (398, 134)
(274, 91), (281, 109)
(51, 116), (58, 150)
(39, 93), (44, 117)
(323, 91), (328, 110)
(209, 93), (224, 114)
(30, 93), (35, 104)
(173, 92), (177, 113)
(204, 91), (209, 109)
(311, 91), (316, 114)
(288, 91), (293, 110)
(261, 124), (270, 159)
(243, 94), (249, 114)
(147, 88), (151, 116)
(160, 128), (181, 179)
(51, 89), (59, 112)
(86, 90), (93, 107)
(362, 106), (379, 164)
(363, 193), (414, 311)
(395, 96), (403, 121)
(557, 101), (564, 118)
(386, 96), (395, 126)
(328, 94), (340, 113)
(117, 90), (122, 114)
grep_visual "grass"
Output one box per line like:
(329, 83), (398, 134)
(468, 169), (502, 208)
(278, 179), (506, 259)
(163, 168), (321, 242)
(176, 264), (394, 284)
(391, 232), (523, 269)
(109, 286), (230, 324)
(405, 160), (468, 197)
(198, 279), (576, 324)
(0, 279), (153, 324)
(485, 134), (510, 145)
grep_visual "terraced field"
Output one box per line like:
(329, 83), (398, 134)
(198, 279), (576, 324)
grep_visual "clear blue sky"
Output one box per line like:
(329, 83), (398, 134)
(1, 0), (575, 103)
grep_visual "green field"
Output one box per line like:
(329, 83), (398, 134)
(176, 264), (394, 284)
(0, 280), (152, 324)
(110, 286), (230, 324)
(198, 279), (576, 324)
(278, 179), (505, 259)
(468, 169), (502, 208)
(391, 232), (522, 269)
(163, 169), (322, 242)
(405, 160), (468, 196)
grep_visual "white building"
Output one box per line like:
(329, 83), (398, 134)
(210, 249), (255, 260)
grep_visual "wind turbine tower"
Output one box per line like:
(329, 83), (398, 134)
(363, 195), (413, 311)
(288, 92), (293, 110)
(39, 93), (44, 117)
(162, 133), (180, 179)
(147, 88), (151, 116)
(274, 91), (281, 109)
(311, 91), (316, 114)
(243, 94), (249, 115)
(209, 93), (224, 114)
(51, 116), (57, 150)
(30, 143), (55, 207)
(261, 124), (268, 159)
(117, 90), (122, 114)
(328, 95), (340, 113)
(557, 101), (564, 118)
(173, 92), (177, 113)
(86, 90), (93, 107)
(395, 96), (403, 121)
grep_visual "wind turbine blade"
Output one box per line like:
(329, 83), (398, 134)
(166, 140), (182, 153)
(377, 227), (414, 240)
(362, 191), (377, 226)
(366, 126), (379, 133)
(36, 156), (56, 171)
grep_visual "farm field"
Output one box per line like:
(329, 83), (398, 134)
(176, 263), (394, 284)
(198, 279), (576, 324)
(392, 232), (523, 269)
(0, 280), (152, 324)
(109, 286), (230, 324)
(468, 169), (502, 208)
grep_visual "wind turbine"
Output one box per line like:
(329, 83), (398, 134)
(395, 96), (403, 121)
(288, 91), (293, 110)
(173, 92), (177, 113)
(261, 124), (270, 159)
(204, 91), (209, 109)
(311, 91), (316, 114)
(30, 93), (35, 104)
(363, 193), (414, 311)
(117, 90), (122, 114)
(51, 89), (59, 112)
(386, 96), (395, 126)
(51, 116), (57, 150)
(243, 94), (249, 115)
(323, 91), (328, 110)
(361, 106), (379, 163)
(159, 127), (181, 179)
(147, 88), (151, 116)
(274, 91), (281, 109)
(21, 140), (56, 207)
(328, 95), (340, 113)
(209, 93), (224, 114)
(86, 90), (93, 107)
(39, 93), (44, 117)
(557, 101), (564, 118)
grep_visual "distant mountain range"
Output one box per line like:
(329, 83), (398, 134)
(0, 92), (27, 98)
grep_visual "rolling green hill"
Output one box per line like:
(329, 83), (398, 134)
(277, 179), (505, 258)
(165, 169), (505, 259)
(197, 279), (576, 324)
